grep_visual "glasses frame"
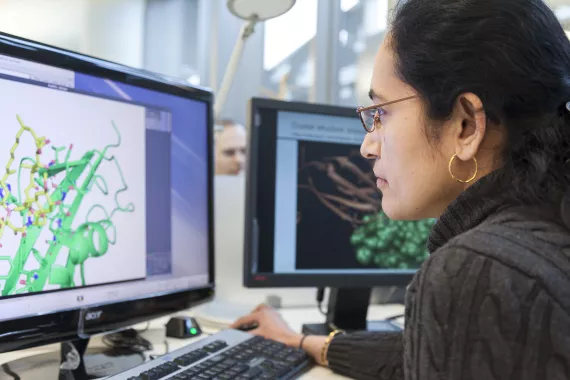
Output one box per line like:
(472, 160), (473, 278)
(357, 95), (418, 132)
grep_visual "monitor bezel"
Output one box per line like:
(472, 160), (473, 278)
(0, 32), (215, 353)
(244, 97), (415, 288)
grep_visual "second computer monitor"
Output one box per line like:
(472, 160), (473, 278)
(244, 98), (435, 288)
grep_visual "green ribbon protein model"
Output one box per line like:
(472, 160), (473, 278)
(0, 115), (135, 296)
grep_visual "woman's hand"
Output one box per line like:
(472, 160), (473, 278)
(230, 304), (303, 348)
(231, 304), (329, 365)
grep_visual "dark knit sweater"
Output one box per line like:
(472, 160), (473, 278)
(327, 174), (570, 380)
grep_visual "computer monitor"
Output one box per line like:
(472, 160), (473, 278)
(244, 98), (434, 333)
(0, 32), (214, 360)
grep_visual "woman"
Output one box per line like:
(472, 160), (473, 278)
(232, 0), (570, 378)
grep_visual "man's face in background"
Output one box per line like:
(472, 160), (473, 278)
(215, 124), (247, 175)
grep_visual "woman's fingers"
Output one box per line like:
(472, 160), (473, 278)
(229, 313), (258, 329)
(248, 327), (263, 337)
(253, 304), (268, 312)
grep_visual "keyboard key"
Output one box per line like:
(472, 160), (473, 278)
(203, 341), (228, 353)
(221, 359), (237, 366)
(218, 361), (232, 370)
(209, 355), (226, 363)
(175, 350), (208, 367)
(272, 364), (291, 377)
(258, 361), (273, 371)
(234, 364), (249, 374)
(285, 353), (306, 366)
(241, 367), (262, 379)
(212, 375), (234, 380)
(183, 368), (201, 376)
(192, 350), (209, 360)
(234, 375), (253, 380)
(175, 357), (190, 367)
(223, 370), (239, 377)
(274, 352), (288, 360)
(168, 362), (179, 372)
(141, 370), (159, 380)
(156, 365), (168, 377)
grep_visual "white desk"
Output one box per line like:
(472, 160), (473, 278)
(0, 304), (404, 379)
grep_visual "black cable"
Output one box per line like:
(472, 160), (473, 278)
(102, 328), (153, 354)
(316, 287), (327, 317)
(318, 303), (328, 317)
(149, 339), (171, 361)
(386, 314), (405, 321)
(1, 364), (20, 380)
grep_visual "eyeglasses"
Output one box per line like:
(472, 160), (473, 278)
(356, 95), (418, 132)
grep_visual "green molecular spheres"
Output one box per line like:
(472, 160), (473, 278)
(351, 211), (436, 269)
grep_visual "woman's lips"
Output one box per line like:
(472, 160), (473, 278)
(376, 177), (388, 188)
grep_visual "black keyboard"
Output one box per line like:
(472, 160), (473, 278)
(106, 329), (311, 380)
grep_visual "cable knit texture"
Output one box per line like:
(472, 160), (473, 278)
(327, 173), (570, 380)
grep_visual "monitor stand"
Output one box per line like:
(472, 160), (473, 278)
(301, 288), (403, 335)
(1, 337), (145, 380)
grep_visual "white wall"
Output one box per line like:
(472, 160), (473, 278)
(0, 0), (88, 51)
(84, 0), (146, 68)
(144, 0), (186, 77)
(0, 0), (145, 68)
(213, 175), (316, 308)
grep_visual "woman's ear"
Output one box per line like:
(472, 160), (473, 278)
(453, 93), (486, 161)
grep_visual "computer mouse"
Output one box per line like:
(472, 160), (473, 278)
(166, 316), (203, 339)
(236, 322), (258, 332)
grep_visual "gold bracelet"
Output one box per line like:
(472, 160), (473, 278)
(320, 329), (345, 366)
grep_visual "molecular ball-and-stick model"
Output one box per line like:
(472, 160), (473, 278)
(0, 115), (134, 296)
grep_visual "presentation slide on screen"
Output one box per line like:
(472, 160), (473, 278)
(0, 78), (147, 298)
(273, 111), (432, 274)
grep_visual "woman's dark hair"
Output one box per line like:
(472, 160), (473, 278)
(390, 0), (570, 225)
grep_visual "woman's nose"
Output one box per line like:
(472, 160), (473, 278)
(360, 132), (380, 160)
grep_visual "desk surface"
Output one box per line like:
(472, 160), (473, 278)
(0, 303), (404, 379)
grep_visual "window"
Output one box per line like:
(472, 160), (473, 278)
(334, 0), (389, 107)
(261, 0), (318, 102)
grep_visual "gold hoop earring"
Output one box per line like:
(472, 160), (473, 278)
(448, 154), (478, 183)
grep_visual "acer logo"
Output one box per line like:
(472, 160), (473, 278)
(85, 311), (103, 321)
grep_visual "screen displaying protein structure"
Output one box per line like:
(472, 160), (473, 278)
(0, 115), (135, 297)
